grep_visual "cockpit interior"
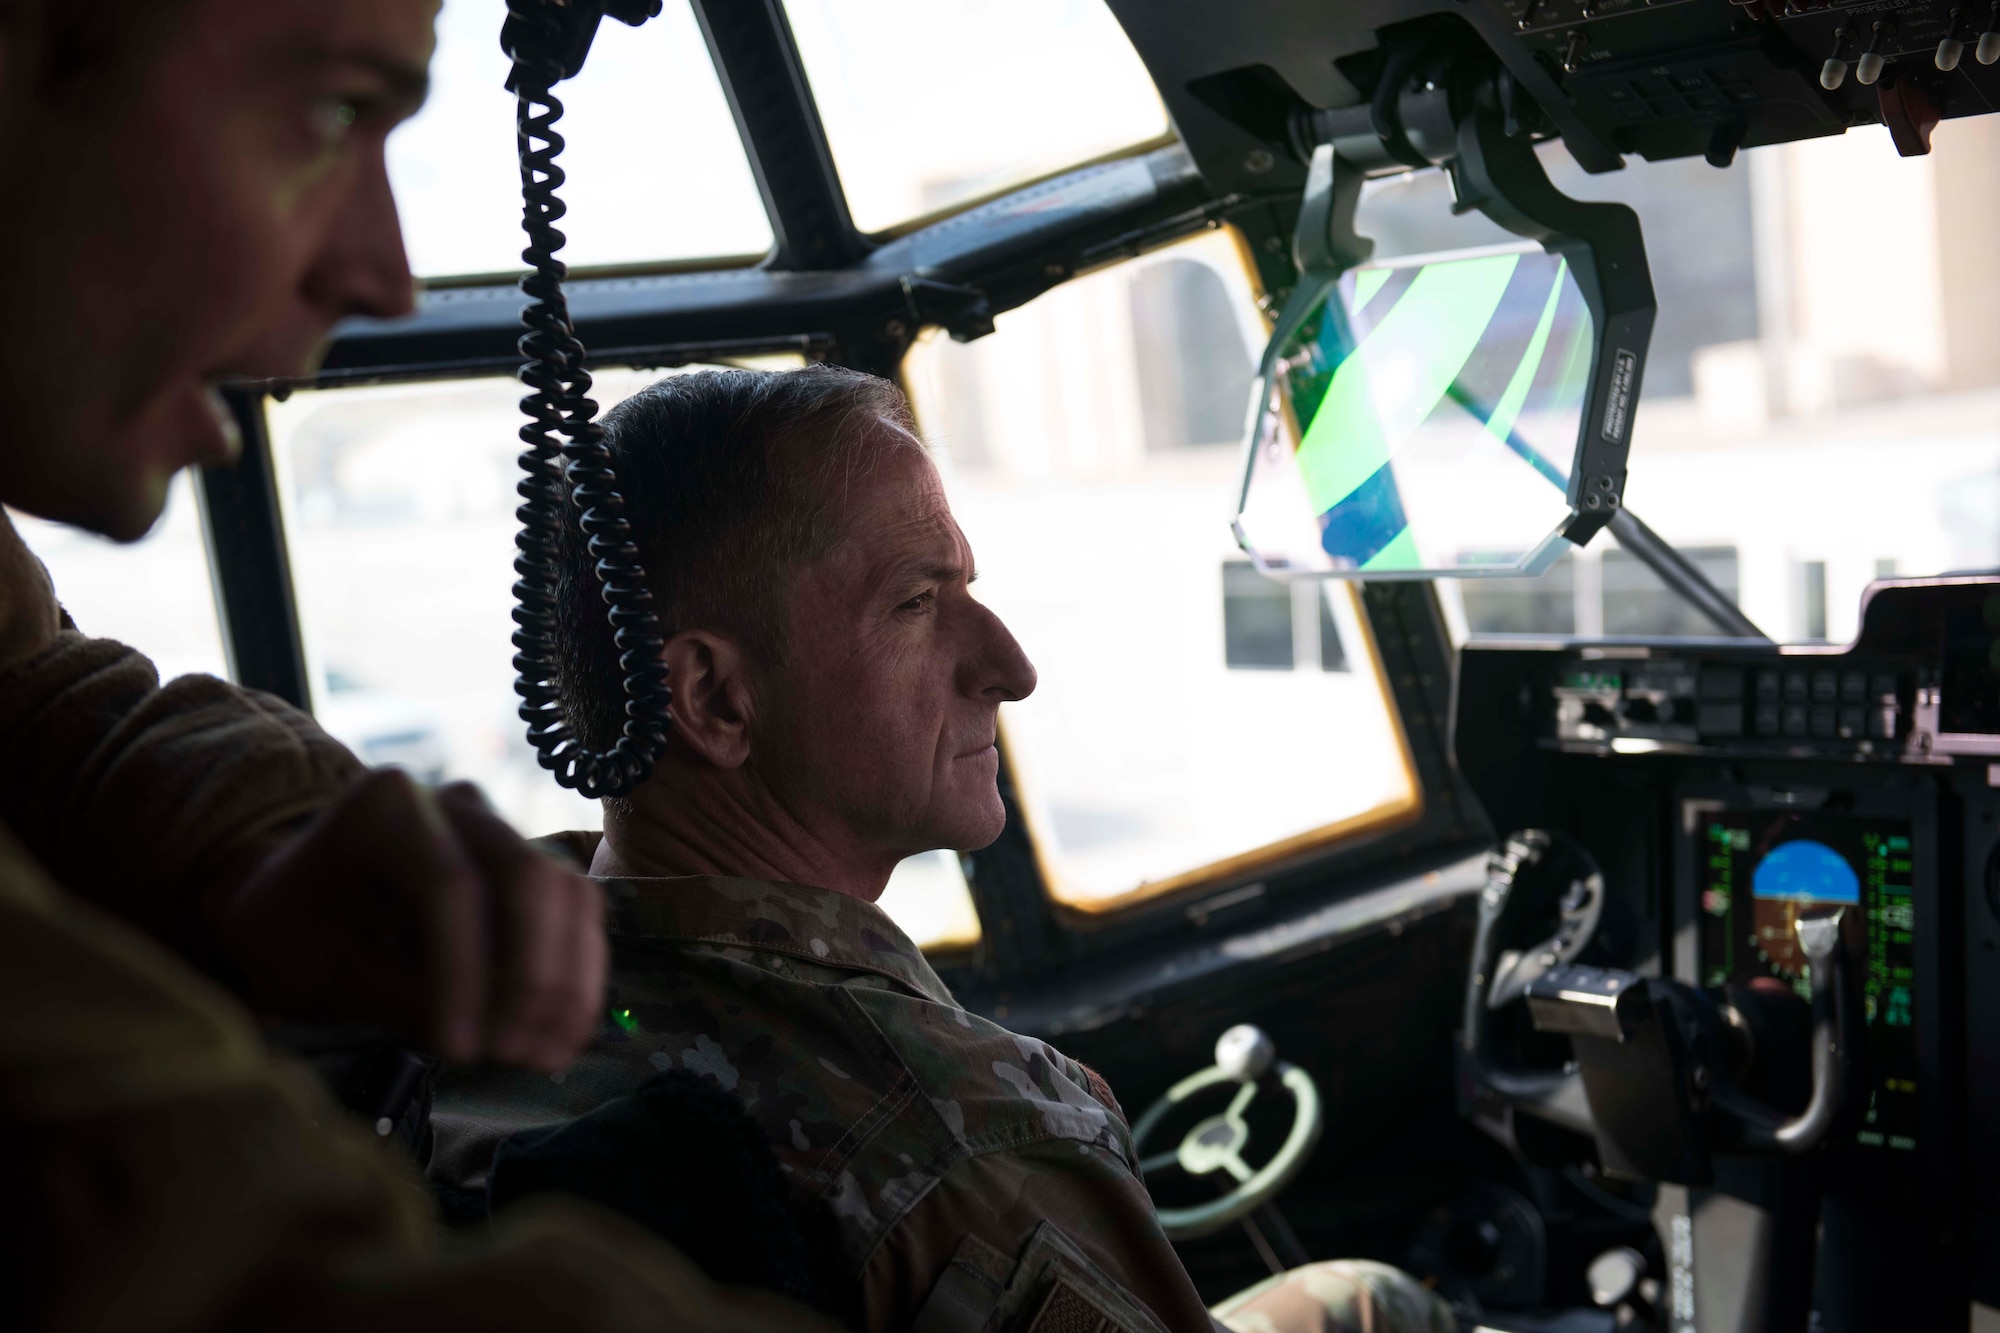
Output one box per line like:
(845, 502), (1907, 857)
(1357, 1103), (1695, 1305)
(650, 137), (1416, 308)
(25, 0), (2000, 1329)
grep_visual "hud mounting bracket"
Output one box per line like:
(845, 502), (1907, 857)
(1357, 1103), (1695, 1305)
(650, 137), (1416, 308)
(1289, 48), (1657, 550)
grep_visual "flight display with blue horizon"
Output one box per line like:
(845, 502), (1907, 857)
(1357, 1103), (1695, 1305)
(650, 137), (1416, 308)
(1696, 810), (1917, 1153)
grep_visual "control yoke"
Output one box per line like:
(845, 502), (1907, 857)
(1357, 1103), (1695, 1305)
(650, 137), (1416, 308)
(1525, 907), (1854, 1182)
(1463, 831), (1862, 1185)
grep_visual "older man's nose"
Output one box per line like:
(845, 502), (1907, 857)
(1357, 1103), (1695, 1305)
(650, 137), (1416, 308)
(967, 601), (1036, 702)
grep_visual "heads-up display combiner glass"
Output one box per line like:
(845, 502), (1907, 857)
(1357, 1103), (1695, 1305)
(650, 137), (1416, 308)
(1235, 105), (1655, 582)
(1233, 242), (1595, 579)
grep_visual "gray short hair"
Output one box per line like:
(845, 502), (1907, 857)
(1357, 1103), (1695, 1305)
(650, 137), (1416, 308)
(551, 365), (921, 757)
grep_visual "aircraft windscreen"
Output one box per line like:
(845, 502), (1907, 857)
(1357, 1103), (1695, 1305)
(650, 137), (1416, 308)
(1235, 244), (1595, 579)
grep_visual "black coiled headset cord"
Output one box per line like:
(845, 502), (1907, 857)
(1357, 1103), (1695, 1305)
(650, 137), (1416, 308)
(503, 0), (671, 799)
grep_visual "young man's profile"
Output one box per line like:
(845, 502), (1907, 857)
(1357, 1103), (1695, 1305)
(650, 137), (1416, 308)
(0, 3), (836, 1327)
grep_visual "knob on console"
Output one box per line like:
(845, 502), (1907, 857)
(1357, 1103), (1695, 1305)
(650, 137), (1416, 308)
(1214, 1024), (1277, 1082)
(1856, 20), (1892, 85)
(1822, 26), (1851, 88)
(1588, 1246), (1647, 1307)
(1561, 29), (1589, 74)
(1940, 7), (1972, 68)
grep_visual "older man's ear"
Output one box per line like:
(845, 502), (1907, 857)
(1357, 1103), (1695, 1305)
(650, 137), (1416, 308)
(660, 632), (757, 770)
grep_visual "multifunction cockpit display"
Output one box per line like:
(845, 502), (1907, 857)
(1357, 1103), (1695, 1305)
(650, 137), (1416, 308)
(1692, 809), (1918, 1154)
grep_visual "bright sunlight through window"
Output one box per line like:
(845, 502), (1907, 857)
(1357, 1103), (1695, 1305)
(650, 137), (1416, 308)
(784, 0), (1170, 234)
(389, 0), (771, 278)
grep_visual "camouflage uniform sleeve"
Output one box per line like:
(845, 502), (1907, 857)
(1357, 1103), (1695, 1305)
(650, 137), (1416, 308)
(0, 511), (62, 673)
(859, 1138), (1220, 1333)
(0, 824), (838, 1333)
(0, 560), (363, 955)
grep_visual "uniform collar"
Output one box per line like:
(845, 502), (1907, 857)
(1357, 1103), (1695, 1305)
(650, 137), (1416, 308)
(599, 873), (955, 1007)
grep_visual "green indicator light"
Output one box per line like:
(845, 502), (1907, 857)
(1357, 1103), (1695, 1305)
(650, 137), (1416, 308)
(612, 1007), (639, 1033)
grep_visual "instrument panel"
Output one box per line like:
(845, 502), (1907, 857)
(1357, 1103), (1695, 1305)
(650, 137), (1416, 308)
(1683, 799), (1921, 1154)
(1474, 0), (2000, 161)
(1543, 580), (2000, 762)
(1454, 574), (2000, 1312)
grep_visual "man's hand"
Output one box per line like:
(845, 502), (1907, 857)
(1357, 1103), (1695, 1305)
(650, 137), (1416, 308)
(208, 770), (609, 1071)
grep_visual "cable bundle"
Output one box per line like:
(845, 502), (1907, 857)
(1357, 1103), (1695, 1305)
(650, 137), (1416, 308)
(506, 0), (671, 799)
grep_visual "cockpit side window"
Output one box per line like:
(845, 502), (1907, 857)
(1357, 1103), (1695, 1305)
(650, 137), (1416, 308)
(903, 229), (1422, 917)
(388, 0), (773, 281)
(781, 0), (1171, 236)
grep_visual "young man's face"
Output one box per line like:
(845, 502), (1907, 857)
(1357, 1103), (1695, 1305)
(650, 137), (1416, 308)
(754, 428), (1038, 870)
(0, 0), (437, 540)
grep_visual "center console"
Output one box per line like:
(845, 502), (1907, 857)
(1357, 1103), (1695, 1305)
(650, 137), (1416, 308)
(1453, 575), (1999, 1330)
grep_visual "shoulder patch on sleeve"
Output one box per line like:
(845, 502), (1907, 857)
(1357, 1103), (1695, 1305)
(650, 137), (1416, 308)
(911, 1222), (1175, 1333)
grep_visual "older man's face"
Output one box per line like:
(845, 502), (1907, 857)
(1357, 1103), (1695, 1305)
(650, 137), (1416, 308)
(0, 0), (435, 540)
(755, 427), (1037, 867)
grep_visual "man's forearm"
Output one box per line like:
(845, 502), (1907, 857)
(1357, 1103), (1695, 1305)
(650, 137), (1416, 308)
(0, 822), (834, 1333)
(0, 625), (363, 958)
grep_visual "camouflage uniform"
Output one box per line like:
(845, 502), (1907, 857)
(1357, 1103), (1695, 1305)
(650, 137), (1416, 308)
(434, 874), (1457, 1333)
(0, 825), (839, 1333)
(0, 517), (843, 1331)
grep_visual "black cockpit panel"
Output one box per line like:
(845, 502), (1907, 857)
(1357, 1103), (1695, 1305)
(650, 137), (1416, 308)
(1453, 576), (2000, 1323)
(1111, 0), (2000, 205)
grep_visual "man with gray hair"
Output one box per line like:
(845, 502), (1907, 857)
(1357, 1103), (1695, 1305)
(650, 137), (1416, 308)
(450, 365), (1455, 1333)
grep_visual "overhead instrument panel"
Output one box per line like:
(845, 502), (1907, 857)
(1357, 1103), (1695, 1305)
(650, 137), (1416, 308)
(1476, 0), (2000, 160)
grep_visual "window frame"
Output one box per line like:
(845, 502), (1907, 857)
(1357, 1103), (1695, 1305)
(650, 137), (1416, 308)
(205, 364), (1483, 998)
(197, 9), (1491, 987)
